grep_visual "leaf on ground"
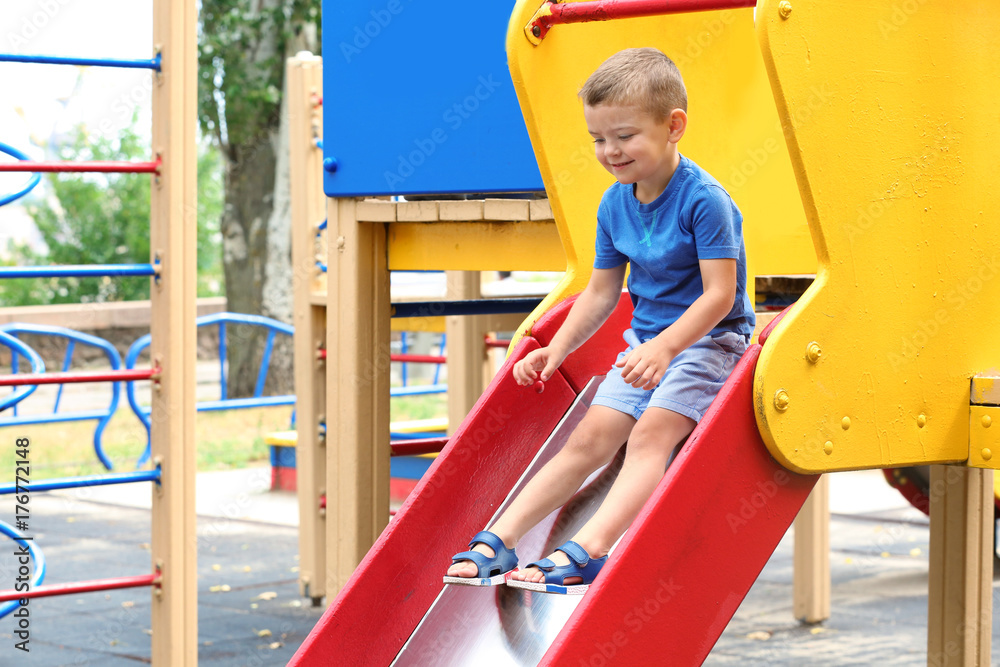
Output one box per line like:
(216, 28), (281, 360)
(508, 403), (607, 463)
(212, 564), (222, 571)
(269, 642), (283, 650)
(243, 566), (252, 573)
(810, 627), (833, 635)
(255, 591), (278, 601)
(122, 601), (135, 609)
(745, 631), (772, 641)
(209, 584), (231, 593)
(910, 547), (922, 557)
(257, 629), (272, 638)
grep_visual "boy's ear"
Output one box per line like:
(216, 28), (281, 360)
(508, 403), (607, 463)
(668, 109), (688, 142)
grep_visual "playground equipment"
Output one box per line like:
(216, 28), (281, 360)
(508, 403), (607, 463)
(0, 0), (197, 662)
(288, 0), (1000, 663)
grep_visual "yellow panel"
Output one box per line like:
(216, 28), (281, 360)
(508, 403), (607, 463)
(506, 0), (814, 345)
(754, 0), (1000, 473)
(387, 221), (564, 271)
(390, 316), (446, 333)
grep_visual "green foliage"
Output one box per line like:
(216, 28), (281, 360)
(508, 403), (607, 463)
(0, 121), (225, 306)
(198, 0), (321, 153)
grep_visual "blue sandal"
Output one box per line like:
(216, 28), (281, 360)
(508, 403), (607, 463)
(443, 530), (519, 587)
(506, 541), (607, 595)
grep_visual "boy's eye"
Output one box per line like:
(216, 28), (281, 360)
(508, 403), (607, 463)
(618, 134), (633, 141)
(593, 138), (605, 144)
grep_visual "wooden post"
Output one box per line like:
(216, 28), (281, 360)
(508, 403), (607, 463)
(793, 474), (830, 623)
(326, 199), (391, 596)
(927, 465), (993, 666)
(445, 271), (486, 435)
(288, 53), (327, 605)
(149, 0), (198, 662)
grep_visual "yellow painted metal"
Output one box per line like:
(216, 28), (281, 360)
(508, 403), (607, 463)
(506, 0), (814, 346)
(969, 406), (1000, 470)
(387, 221), (564, 271)
(390, 316), (445, 333)
(753, 0), (1000, 473)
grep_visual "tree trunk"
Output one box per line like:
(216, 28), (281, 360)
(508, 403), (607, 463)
(219, 20), (316, 398)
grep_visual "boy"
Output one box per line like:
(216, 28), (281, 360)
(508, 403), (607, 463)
(445, 47), (754, 593)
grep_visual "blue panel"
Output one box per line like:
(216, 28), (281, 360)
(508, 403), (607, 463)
(322, 0), (544, 196)
(270, 445), (297, 468)
(389, 455), (435, 480)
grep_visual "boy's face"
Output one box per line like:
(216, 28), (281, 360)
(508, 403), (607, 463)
(584, 103), (685, 202)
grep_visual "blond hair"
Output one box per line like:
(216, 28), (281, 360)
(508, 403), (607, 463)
(579, 48), (687, 118)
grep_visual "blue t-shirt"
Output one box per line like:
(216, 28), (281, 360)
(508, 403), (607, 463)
(593, 154), (755, 340)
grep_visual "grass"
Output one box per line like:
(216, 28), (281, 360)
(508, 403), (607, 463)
(1, 393), (447, 482)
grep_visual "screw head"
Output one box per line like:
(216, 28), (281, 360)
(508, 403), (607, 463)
(532, 24), (541, 37)
(983, 448), (993, 461)
(983, 415), (992, 428)
(917, 414), (927, 428)
(823, 441), (833, 455)
(323, 157), (339, 173)
(774, 389), (790, 412)
(841, 416), (851, 430)
(805, 342), (822, 363)
(778, 0), (793, 18)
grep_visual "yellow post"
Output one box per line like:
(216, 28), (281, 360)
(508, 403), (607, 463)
(326, 198), (391, 596)
(150, 0), (198, 662)
(792, 475), (830, 624)
(288, 53), (327, 605)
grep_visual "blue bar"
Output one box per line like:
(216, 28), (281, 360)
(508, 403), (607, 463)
(391, 298), (542, 318)
(400, 331), (409, 387)
(54, 339), (76, 413)
(0, 468), (160, 495)
(0, 521), (45, 620)
(195, 395), (297, 412)
(390, 384), (448, 397)
(390, 431), (447, 440)
(219, 321), (227, 400)
(0, 409), (110, 427)
(255, 330), (277, 397)
(0, 264), (156, 279)
(0, 52), (161, 71)
(0, 142), (41, 208)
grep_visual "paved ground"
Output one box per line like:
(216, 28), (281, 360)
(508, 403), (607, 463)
(0, 467), (997, 666)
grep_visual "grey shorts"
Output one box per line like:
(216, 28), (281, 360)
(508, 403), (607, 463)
(591, 328), (749, 423)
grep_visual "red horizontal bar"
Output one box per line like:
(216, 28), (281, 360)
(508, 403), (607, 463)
(484, 337), (511, 349)
(530, 0), (756, 39)
(390, 353), (446, 364)
(0, 573), (158, 602)
(0, 367), (159, 387)
(0, 157), (161, 174)
(391, 437), (448, 457)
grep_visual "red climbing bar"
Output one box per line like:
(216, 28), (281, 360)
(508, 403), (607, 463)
(0, 367), (159, 387)
(390, 437), (448, 457)
(390, 353), (446, 364)
(0, 158), (161, 174)
(484, 336), (511, 349)
(529, 0), (757, 40)
(0, 573), (159, 602)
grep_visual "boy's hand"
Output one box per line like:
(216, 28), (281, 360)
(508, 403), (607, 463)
(513, 347), (564, 386)
(616, 338), (675, 390)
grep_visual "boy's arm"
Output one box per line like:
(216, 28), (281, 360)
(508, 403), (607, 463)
(617, 258), (737, 390)
(513, 264), (627, 385)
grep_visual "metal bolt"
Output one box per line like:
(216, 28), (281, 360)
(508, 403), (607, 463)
(917, 414), (927, 428)
(532, 25), (541, 37)
(823, 441), (833, 455)
(778, 1), (792, 19)
(983, 448), (993, 461)
(805, 342), (822, 364)
(841, 416), (851, 430)
(774, 389), (790, 412)
(983, 415), (992, 428)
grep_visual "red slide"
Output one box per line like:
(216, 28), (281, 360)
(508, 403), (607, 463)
(290, 298), (818, 666)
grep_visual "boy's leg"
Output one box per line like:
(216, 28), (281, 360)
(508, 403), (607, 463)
(447, 405), (635, 578)
(511, 406), (694, 583)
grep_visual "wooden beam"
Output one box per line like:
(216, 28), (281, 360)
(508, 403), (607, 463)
(288, 53), (327, 605)
(793, 474), (830, 623)
(927, 465), (993, 666)
(326, 199), (391, 596)
(388, 220), (564, 271)
(149, 0), (198, 662)
(445, 272), (486, 436)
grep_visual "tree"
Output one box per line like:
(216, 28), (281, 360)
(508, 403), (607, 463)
(1, 121), (224, 306)
(198, 0), (320, 397)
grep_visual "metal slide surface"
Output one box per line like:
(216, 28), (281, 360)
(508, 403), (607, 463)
(393, 379), (613, 666)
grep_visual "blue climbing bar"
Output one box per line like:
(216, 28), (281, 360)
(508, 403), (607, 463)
(0, 264), (157, 279)
(0, 468), (161, 495)
(0, 52), (161, 71)
(391, 298), (544, 318)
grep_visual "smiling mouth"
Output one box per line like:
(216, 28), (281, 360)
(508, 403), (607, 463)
(611, 160), (634, 169)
